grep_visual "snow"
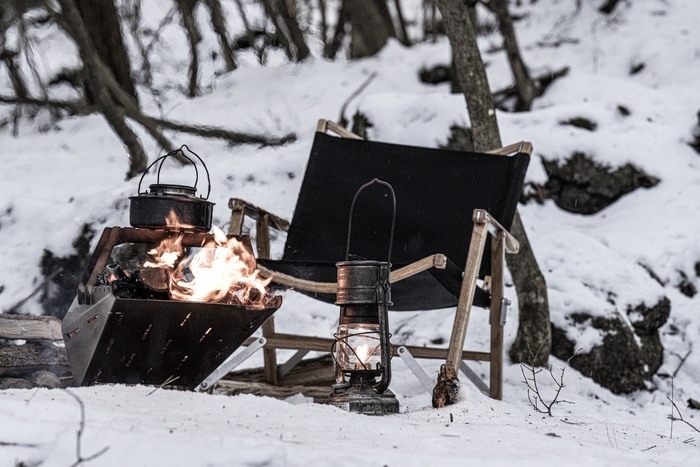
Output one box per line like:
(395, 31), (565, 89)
(1, 0), (700, 465)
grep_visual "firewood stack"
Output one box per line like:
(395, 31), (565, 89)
(0, 314), (70, 389)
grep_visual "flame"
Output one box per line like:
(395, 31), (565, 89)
(354, 344), (373, 368)
(144, 225), (271, 306)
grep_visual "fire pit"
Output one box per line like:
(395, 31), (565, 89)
(62, 147), (281, 390)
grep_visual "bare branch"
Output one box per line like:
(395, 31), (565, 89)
(146, 116), (297, 147)
(62, 389), (109, 467)
(0, 93), (89, 113)
(520, 346), (577, 416)
(668, 384), (700, 438)
(4, 267), (62, 314)
(337, 72), (377, 128)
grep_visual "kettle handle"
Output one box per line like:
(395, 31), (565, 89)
(136, 145), (212, 199)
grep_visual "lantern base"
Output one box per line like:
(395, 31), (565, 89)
(328, 384), (400, 415)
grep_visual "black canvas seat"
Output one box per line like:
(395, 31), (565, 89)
(228, 119), (531, 399)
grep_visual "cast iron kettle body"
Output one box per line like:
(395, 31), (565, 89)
(129, 146), (214, 232)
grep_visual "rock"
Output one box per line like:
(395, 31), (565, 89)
(689, 109), (700, 155)
(536, 152), (659, 214)
(440, 125), (474, 152)
(31, 370), (63, 389)
(38, 223), (95, 319)
(0, 377), (33, 389)
(419, 64), (453, 85)
(551, 296), (670, 394)
(350, 112), (373, 140)
(626, 297), (671, 336)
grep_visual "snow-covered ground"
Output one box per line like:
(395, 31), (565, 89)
(1, 1), (699, 465)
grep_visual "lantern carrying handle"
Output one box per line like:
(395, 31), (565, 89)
(345, 178), (396, 263)
(136, 145), (212, 199)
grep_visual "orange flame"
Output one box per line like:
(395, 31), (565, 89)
(144, 226), (271, 307)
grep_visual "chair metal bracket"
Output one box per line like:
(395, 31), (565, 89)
(196, 337), (267, 392)
(397, 346), (434, 395)
(278, 349), (311, 379)
(459, 361), (490, 396)
(500, 298), (511, 326)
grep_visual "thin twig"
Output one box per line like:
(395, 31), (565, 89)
(667, 395), (700, 436)
(671, 347), (692, 378)
(4, 267), (62, 313)
(0, 440), (39, 447)
(670, 378), (674, 439)
(62, 389), (110, 467)
(337, 72), (378, 127)
(147, 374), (181, 395)
(520, 345), (577, 416)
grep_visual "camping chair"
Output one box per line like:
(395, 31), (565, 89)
(227, 119), (531, 400)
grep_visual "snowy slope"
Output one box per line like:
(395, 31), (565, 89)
(1, 1), (699, 465)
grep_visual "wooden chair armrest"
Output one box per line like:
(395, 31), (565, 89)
(316, 119), (364, 140)
(257, 254), (448, 294)
(228, 198), (290, 259)
(486, 141), (533, 156)
(390, 254), (447, 283)
(258, 265), (336, 294)
(472, 209), (519, 254)
(228, 198), (289, 234)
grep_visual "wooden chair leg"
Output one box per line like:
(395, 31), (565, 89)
(228, 204), (280, 385)
(489, 231), (506, 400)
(255, 213), (279, 384)
(445, 217), (489, 371)
(261, 318), (279, 385)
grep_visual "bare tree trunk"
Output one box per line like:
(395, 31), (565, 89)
(323, 1), (346, 59)
(233, 0), (263, 63)
(48, 0), (148, 179)
(346, 0), (396, 59)
(438, 0), (498, 146)
(74, 0), (138, 104)
(204, 0), (237, 72)
(318, 0), (328, 50)
(506, 213), (551, 366)
(261, 0), (310, 62)
(121, 0), (154, 88)
(393, 0), (410, 46)
(423, 0), (438, 42)
(0, 34), (29, 136)
(481, 0), (538, 111)
(176, 0), (202, 98)
(434, 0), (551, 406)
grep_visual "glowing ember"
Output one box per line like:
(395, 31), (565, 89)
(144, 226), (271, 306)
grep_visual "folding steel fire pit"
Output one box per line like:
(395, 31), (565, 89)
(62, 147), (281, 390)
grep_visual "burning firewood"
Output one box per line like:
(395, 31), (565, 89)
(137, 267), (171, 295)
(111, 268), (171, 300)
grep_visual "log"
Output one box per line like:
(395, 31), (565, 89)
(0, 341), (70, 377)
(137, 267), (171, 294)
(0, 314), (63, 341)
(214, 380), (331, 402)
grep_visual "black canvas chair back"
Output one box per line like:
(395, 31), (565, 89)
(257, 131), (530, 311)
